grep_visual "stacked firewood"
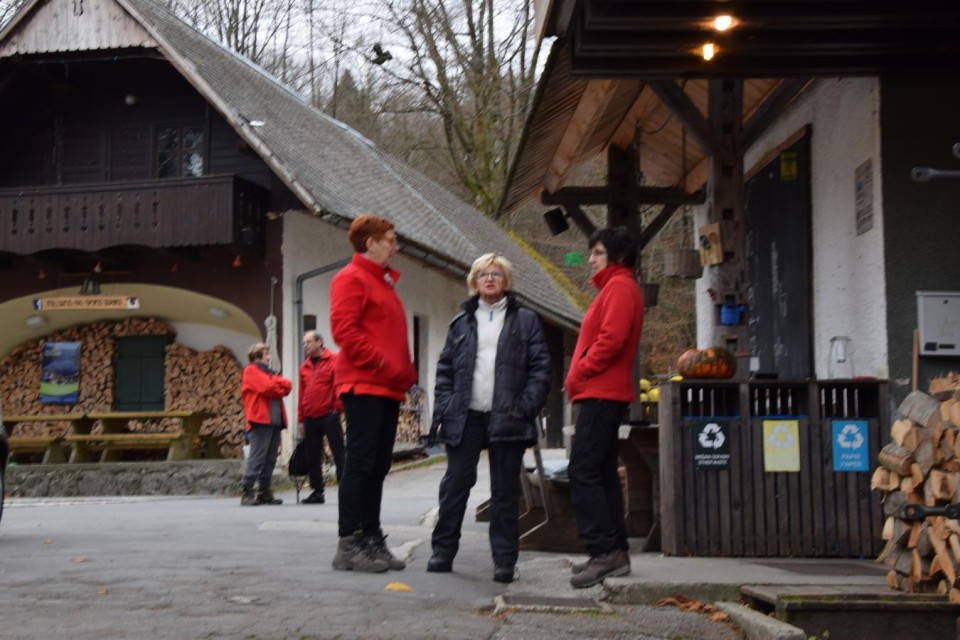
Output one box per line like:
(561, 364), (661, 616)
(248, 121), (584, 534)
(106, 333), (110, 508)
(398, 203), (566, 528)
(0, 317), (174, 436)
(164, 343), (245, 458)
(875, 382), (960, 599)
(396, 386), (427, 444)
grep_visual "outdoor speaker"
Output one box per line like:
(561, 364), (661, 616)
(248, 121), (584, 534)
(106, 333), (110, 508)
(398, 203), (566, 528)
(543, 207), (569, 235)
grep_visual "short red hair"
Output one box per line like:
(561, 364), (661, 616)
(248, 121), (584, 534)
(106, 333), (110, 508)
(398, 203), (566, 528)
(348, 214), (395, 253)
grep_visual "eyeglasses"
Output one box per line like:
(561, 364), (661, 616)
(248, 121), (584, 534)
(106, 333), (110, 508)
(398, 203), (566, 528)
(478, 271), (504, 280)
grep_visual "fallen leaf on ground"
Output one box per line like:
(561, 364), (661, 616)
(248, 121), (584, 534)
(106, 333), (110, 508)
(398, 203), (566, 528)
(385, 582), (412, 592)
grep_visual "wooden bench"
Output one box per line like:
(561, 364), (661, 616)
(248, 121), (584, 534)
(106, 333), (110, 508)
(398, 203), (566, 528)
(2, 414), (88, 464)
(513, 423), (661, 553)
(73, 410), (218, 463)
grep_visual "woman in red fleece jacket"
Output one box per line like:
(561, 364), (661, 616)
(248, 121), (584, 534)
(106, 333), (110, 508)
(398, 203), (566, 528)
(565, 226), (644, 589)
(240, 342), (292, 506)
(329, 214), (417, 574)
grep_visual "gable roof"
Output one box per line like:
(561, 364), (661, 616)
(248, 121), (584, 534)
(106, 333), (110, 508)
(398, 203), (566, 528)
(0, 0), (583, 329)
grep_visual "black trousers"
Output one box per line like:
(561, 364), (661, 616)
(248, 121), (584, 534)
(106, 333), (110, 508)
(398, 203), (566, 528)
(337, 393), (400, 537)
(568, 399), (629, 557)
(431, 410), (526, 567)
(303, 413), (345, 491)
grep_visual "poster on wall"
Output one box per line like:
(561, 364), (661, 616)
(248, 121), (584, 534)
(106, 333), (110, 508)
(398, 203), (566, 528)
(832, 419), (870, 472)
(693, 419), (732, 469)
(39, 341), (81, 405)
(762, 419), (800, 472)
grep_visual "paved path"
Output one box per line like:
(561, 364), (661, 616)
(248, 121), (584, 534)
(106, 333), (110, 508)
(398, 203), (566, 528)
(0, 454), (746, 640)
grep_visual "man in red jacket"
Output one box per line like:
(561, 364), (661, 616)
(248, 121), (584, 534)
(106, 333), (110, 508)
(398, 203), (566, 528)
(330, 214), (417, 573)
(297, 330), (344, 504)
(240, 342), (293, 506)
(565, 226), (644, 588)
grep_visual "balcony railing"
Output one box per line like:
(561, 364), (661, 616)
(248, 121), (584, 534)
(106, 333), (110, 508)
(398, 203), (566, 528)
(0, 175), (268, 254)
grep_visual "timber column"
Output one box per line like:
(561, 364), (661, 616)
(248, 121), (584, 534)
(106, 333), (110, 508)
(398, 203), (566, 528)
(698, 79), (748, 354)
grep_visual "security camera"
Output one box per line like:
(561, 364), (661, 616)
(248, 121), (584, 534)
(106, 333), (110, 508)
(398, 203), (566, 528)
(953, 142), (960, 159)
(911, 167), (934, 182)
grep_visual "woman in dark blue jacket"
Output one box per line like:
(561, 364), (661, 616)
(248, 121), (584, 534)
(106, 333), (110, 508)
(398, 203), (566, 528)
(426, 253), (551, 583)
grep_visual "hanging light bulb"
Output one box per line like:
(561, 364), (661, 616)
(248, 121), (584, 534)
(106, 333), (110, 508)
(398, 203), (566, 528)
(232, 255), (242, 268)
(702, 43), (716, 61)
(170, 260), (180, 273)
(713, 15), (735, 31)
(38, 268), (47, 280)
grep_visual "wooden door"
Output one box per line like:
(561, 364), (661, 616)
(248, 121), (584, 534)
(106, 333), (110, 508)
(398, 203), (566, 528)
(744, 132), (812, 379)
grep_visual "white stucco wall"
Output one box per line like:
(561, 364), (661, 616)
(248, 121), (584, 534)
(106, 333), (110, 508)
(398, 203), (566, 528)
(280, 210), (468, 436)
(740, 78), (888, 379)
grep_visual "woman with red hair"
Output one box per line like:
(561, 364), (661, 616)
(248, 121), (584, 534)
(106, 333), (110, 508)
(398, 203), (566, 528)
(330, 214), (417, 573)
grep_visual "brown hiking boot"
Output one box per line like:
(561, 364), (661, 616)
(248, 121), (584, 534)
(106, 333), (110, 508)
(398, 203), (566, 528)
(366, 530), (406, 570)
(570, 558), (590, 574)
(569, 549), (631, 588)
(240, 490), (259, 506)
(256, 491), (283, 505)
(332, 532), (390, 573)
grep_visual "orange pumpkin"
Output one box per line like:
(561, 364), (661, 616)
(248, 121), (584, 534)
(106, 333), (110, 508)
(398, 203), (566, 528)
(677, 347), (736, 379)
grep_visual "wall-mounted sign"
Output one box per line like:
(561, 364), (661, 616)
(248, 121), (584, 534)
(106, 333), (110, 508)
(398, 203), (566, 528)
(762, 419), (800, 472)
(40, 341), (80, 404)
(693, 419), (732, 469)
(33, 296), (140, 311)
(832, 419), (870, 472)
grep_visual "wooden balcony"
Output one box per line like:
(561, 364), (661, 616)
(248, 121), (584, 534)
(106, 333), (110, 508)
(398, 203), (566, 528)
(0, 175), (268, 254)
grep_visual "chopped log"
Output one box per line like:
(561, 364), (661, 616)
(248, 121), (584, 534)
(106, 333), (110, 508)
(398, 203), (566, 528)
(910, 548), (929, 582)
(879, 443), (915, 476)
(872, 467), (893, 491)
(929, 470), (959, 501)
(891, 418), (920, 451)
(909, 462), (925, 488)
(890, 518), (912, 546)
(914, 439), (937, 476)
(953, 401), (960, 428)
(882, 516), (895, 541)
(950, 588), (960, 605)
(907, 521), (924, 549)
(883, 491), (908, 518)
(899, 390), (944, 429)
(916, 522), (934, 557)
(877, 537), (898, 564)
(886, 570), (902, 589)
(894, 548), (914, 575)
(901, 475), (916, 494)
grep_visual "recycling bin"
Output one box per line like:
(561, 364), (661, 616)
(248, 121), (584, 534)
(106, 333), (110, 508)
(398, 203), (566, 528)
(658, 379), (887, 557)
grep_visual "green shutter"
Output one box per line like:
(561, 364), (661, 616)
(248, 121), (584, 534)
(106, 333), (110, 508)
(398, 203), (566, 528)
(114, 336), (171, 411)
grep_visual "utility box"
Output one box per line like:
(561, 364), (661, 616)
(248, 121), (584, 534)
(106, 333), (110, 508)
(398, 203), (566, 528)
(917, 290), (960, 356)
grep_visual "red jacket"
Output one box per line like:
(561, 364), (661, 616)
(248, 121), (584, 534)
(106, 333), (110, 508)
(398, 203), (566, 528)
(564, 264), (644, 403)
(241, 362), (292, 430)
(330, 254), (417, 398)
(298, 348), (341, 421)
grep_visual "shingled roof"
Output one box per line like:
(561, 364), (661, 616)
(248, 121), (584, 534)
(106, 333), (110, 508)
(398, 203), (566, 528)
(45, 0), (584, 328)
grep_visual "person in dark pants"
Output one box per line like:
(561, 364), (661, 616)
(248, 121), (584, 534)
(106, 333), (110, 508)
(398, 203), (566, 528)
(426, 253), (551, 584)
(565, 227), (645, 588)
(240, 343), (293, 506)
(297, 330), (344, 504)
(330, 214), (417, 573)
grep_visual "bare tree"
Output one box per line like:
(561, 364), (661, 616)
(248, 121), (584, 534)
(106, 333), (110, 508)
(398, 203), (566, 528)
(373, 0), (541, 216)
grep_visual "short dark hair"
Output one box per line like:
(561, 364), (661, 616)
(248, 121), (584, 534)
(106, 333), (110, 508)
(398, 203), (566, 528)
(588, 226), (637, 267)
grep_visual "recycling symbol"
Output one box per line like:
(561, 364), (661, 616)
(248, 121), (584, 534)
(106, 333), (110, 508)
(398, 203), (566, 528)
(837, 423), (864, 449)
(698, 423), (726, 449)
(768, 424), (795, 448)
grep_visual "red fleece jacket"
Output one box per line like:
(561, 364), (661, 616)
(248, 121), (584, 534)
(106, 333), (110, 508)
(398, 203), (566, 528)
(241, 362), (292, 430)
(330, 253), (417, 398)
(298, 348), (341, 421)
(564, 264), (645, 403)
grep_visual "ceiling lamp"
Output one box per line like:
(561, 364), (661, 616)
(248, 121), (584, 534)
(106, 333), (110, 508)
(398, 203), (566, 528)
(702, 43), (716, 61)
(713, 15), (735, 31)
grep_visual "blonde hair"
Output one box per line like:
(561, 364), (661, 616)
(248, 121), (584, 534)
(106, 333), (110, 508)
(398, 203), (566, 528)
(247, 342), (270, 363)
(467, 253), (513, 295)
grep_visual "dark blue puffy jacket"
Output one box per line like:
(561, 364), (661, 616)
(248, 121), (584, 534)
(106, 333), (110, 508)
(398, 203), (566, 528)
(431, 293), (551, 446)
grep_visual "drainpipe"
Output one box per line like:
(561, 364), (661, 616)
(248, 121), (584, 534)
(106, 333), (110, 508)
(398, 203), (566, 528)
(294, 258), (350, 369)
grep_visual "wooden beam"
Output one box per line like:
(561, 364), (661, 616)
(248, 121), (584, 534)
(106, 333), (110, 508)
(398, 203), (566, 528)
(565, 205), (597, 237)
(742, 78), (811, 149)
(542, 185), (705, 206)
(648, 80), (718, 156)
(639, 204), (681, 250)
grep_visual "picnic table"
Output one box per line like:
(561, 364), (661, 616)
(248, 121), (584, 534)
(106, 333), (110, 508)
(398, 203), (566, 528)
(4, 411), (218, 463)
